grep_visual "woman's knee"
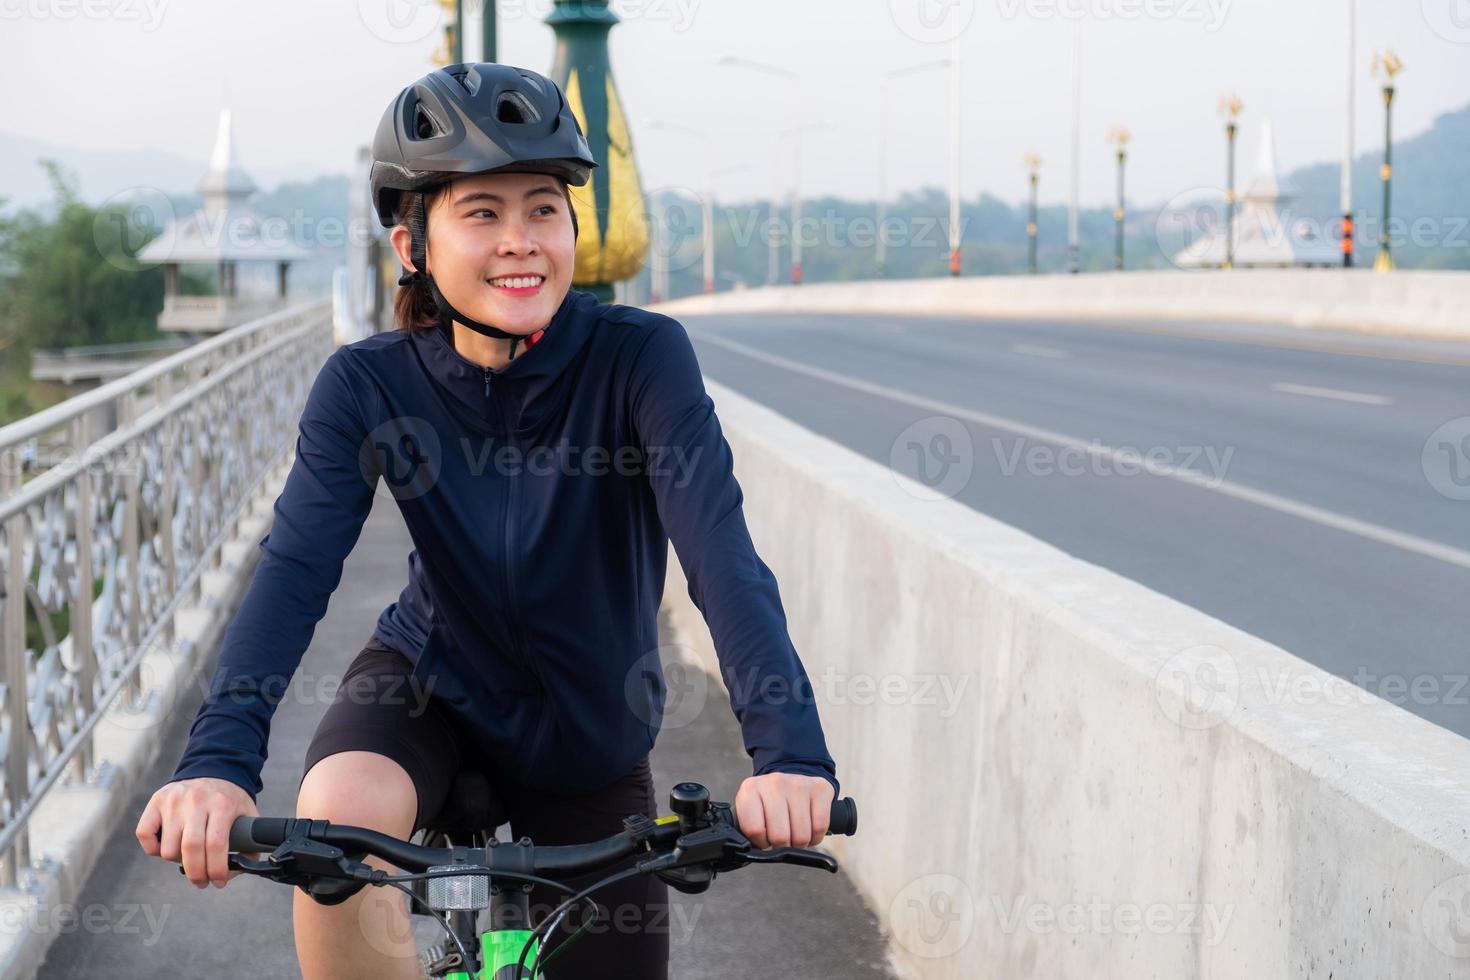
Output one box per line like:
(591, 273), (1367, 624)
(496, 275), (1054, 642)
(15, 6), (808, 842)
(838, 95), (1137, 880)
(297, 751), (418, 836)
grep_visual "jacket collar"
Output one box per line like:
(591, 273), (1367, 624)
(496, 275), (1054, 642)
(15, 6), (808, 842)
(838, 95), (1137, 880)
(411, 288), (599, 433)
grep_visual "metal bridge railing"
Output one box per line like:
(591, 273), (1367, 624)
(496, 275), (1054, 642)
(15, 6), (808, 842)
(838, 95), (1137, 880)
(0, 298), (334, 886)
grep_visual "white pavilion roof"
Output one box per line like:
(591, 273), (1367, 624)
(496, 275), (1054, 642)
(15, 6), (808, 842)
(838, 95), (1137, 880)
(138, 108), (307, 265)
(1173, 119), (1339, 269)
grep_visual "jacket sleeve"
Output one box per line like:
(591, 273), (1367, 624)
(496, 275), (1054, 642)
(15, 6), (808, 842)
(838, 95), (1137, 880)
(628, 316), (839, 797)
(167, 347), (378, 799)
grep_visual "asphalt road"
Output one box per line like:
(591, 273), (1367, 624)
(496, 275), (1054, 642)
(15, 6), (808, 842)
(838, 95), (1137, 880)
(683, 311), (1470, 738)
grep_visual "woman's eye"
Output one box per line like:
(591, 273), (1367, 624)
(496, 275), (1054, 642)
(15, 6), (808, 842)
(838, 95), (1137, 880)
(470, 208), (496, 219)
(535, 205), (556, 216)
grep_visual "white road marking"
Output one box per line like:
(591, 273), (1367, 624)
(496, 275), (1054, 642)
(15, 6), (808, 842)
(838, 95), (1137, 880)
(1270, 382), (1393, 406)
(1010, 343), (1073, 360)
(695, 331), (1470, 571)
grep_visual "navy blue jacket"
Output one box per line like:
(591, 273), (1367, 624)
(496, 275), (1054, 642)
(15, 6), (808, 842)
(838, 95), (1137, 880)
(169, 288), (838, 800)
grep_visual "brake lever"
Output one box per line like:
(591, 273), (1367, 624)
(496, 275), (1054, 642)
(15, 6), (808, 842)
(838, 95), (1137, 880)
(189, 837), (375, 895)
(227, 854), (279, 875)
(179, 853), (288, 883)
(741, 847), (839, 873)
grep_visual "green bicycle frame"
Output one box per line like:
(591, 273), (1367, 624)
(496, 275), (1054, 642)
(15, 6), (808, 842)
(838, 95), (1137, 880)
(442, 927), (539, 979)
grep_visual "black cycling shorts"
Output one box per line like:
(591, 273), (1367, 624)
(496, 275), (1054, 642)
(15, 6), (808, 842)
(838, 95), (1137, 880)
(300, 634), (671, 979)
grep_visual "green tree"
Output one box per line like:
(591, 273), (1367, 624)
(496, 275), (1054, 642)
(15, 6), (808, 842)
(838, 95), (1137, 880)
(0, 160), (177, 423)
(2, 160), (167, 351)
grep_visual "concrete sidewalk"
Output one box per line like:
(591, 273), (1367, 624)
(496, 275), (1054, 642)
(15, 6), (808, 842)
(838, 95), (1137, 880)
(36, 491), (890, 979)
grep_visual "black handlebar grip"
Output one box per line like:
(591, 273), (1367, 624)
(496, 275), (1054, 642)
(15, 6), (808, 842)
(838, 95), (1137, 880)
(229, 816), (293, 853)
(828, 797), (857, 836)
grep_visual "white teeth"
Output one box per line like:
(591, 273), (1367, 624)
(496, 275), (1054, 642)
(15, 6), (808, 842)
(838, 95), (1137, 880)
(490, 276), (543, 289)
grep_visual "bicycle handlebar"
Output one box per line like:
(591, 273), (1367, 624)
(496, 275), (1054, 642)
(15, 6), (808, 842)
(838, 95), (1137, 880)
(229, 794), (857, 876)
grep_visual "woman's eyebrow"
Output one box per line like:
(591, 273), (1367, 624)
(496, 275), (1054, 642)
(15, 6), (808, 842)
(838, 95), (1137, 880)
(454, 186), (562, 207)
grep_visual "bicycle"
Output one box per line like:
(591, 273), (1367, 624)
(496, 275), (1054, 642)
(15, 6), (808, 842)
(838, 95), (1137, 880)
(212, 775), (858, 978)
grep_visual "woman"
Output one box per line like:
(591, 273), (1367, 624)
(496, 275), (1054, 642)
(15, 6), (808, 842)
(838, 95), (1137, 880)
(135, 62), (839, 979)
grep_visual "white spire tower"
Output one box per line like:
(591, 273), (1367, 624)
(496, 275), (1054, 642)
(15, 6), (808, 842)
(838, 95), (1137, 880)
(197, 108), (257, 217)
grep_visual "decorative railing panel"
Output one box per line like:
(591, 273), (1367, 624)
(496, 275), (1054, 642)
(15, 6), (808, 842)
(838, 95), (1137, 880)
(0, 299), (333, 886)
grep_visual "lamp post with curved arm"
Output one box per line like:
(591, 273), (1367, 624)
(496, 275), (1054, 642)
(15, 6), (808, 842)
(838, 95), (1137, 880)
(879, 57), (950, 278)
(718, 56), (800, 286)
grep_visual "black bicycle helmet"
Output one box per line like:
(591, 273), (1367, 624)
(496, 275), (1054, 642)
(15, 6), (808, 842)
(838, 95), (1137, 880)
(371, 62), (599, 351)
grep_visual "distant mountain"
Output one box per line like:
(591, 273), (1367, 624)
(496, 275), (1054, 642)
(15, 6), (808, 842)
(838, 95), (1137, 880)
(1285, 102), (1469, 268)
(0, 131), (334, 210)
(0, 131), (354, 292)
(5, 100), (1465, 302)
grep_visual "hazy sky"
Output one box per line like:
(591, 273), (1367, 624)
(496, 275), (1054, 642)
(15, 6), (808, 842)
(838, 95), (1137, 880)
(2, 0), (1467, 208)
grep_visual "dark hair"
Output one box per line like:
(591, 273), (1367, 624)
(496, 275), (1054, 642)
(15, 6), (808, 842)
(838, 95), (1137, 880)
(392, 177), (580, 334)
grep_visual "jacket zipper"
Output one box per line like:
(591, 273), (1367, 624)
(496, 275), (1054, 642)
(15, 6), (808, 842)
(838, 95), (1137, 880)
(486, 370), (549, 728)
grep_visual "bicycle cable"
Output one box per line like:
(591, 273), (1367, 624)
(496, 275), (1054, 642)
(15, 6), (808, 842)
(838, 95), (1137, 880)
(517, 865), (645, 978)
(353, 864), (606, 977)
(529, 910), (598, 977)
(380, 878), (474, 973)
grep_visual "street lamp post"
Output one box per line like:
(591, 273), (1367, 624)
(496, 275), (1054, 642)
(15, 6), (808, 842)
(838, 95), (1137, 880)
(650, 195), (668, 304)
(1371, 50), (1403, 273)
(949, 36), (962, 277)
(1107, 126), (1130, 271)
(1218, 93), (1243, 269)
(780, 120), (831, 286)
(1023, 152), (1041, 275)
(1342, 0), (1354, 267)
(878, 57), (950, 278)
(718, 56), (800, 286)
(708, 163), (750, 292)
(1067, 20), (1081, 275)
(649, 121), (717, 293)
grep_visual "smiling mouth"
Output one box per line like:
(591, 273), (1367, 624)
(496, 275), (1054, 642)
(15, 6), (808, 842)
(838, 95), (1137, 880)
(488, 275), (546, 292)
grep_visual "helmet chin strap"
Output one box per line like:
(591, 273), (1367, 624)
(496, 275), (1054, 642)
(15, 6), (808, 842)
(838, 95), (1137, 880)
(399, 190), (537, 360)
(424, 275), (527, 360)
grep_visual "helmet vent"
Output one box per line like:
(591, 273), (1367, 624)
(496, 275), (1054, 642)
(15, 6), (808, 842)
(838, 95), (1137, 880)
(496, 91), (542, 125)
(449, 67), (478, 95)
(413, 103), (443, 140)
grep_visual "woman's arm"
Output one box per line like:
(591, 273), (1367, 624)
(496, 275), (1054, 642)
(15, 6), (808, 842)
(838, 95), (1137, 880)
(167, 345), (381, 799)
(626, 314), (839, 799)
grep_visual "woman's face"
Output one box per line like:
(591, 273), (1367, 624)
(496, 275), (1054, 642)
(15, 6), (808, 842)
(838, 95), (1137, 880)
(414, 170), (576, 335)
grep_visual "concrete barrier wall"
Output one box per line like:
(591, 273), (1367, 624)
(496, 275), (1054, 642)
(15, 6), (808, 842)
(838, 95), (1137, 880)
(661, 379), (1470, 979)
(652, 269), (1470, 340)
